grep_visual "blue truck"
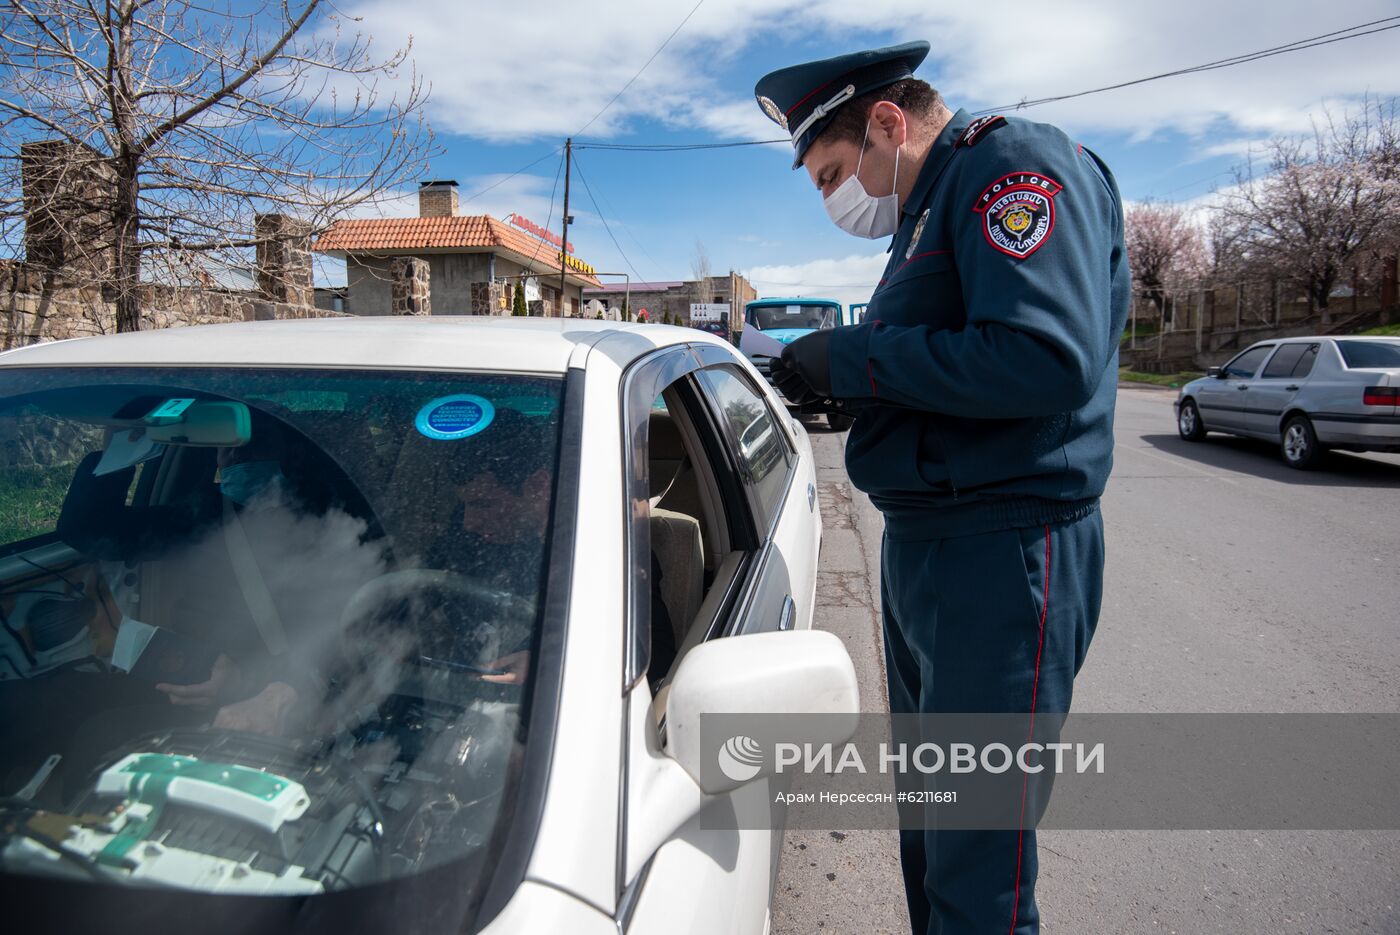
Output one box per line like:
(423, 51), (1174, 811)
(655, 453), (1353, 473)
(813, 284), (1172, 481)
(739, 297), (853, 431)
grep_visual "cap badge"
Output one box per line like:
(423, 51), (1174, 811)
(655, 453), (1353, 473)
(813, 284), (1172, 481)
(757, 96), (789, 131)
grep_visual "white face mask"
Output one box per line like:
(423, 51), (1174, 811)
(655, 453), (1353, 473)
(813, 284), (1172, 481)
(823, 118), (900, 239)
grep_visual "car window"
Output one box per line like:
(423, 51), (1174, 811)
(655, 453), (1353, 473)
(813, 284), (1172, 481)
(1224, 345), (1272, 378)
(695, 366), (791, 529)
(1291, 344), (1319, 378)
(0, 366), (566, 897)
(747, 304), (839, 331)
(0, 407), (106, 550)
(1336, 341), (1400, 369)
(1262, 344), (1308, 379)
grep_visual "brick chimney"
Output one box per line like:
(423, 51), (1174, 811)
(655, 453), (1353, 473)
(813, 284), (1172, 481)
(418, 180), (459, 218)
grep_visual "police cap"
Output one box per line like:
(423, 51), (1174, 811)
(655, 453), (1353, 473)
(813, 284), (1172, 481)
(754, 40), (930, 169)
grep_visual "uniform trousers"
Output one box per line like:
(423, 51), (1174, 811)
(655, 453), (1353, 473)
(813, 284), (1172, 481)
(880, 507), (1104, 935)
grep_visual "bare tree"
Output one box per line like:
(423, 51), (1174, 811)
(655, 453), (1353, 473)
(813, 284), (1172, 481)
(1218, 98), (1400, 322)
(1124, 199), (1204, 323)
(1, 0), (433, 331)
(686, 238), (711, 327)
(690, 239), (711, 284)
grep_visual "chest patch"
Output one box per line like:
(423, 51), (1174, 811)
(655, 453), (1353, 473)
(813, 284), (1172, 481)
(972, 172), (1063, 259)
(905, 209), (930, 260)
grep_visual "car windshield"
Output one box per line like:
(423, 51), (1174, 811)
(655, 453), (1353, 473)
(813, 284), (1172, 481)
(0, 367), (564, 903)
(1336, 340), (1400, 369)
(749, 304), (838, 331)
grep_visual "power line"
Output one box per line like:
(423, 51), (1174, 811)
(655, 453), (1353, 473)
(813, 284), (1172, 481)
(577, 139), (787, 152)
(574, 0), (707, 139)
(523, 150), (566, 272)
(972, 15), (1400, 116)
(572, 151), (667, 276)
(460, 145), (563, 206)
(574, 16), (1400, 153)
(571, 153), (647, 284)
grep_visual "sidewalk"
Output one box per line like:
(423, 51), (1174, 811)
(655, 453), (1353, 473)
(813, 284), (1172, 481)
(770, 430), (907, 935)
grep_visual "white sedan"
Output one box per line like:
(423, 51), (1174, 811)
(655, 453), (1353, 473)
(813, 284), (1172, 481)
(0, 317), (858, 934)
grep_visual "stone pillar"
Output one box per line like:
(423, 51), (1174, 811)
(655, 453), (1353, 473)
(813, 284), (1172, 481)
(470, 281), (499, 315)
(390, 257), (431, 315)
(254, 213), (313, 307)
(20, 139), (115, 281)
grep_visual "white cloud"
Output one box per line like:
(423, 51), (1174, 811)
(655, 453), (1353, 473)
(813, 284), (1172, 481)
(744, 251), (888, 309)
(332, 0), (1400, 149)
(334, 0), (803, 142)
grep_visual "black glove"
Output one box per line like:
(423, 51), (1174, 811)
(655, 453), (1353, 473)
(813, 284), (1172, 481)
(770, 329), (834, 405)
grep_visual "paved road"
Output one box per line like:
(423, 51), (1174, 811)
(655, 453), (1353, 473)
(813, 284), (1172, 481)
(772, 386), (1400, 935)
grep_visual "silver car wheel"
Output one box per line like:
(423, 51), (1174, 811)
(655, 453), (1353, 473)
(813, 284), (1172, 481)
(1284, 423), (1309, 462)
(1179, 405), (1196, 435)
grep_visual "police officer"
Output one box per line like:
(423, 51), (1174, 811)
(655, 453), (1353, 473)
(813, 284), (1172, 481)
(754, 42), (1128, 935)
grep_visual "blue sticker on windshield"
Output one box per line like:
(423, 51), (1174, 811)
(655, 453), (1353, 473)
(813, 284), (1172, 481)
(415, 394), (495, 440)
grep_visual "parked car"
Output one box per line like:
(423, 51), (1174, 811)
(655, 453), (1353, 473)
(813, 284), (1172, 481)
(0, 317), (857, 935)
(738, 298), (852, 431)
(1174, 335), (1400, 468)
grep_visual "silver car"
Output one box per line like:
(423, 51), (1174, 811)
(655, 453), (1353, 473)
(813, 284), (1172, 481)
(1174, 336), (1400, 469)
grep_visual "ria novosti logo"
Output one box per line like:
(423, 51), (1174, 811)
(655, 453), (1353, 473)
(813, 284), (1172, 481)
(718, 735), (764, 782)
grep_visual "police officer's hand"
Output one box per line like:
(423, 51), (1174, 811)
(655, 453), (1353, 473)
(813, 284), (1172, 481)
(771, 330), (834, 405)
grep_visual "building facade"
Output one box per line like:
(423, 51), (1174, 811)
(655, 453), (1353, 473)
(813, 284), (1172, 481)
(313, 180), (602, 317)
(582, 272), (756, 331)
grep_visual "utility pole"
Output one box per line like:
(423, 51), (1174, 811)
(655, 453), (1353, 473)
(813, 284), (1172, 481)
(558, 137), (572, 318)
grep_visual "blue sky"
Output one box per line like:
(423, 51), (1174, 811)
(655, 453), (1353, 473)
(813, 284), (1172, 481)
(319, 1), (1400, 307)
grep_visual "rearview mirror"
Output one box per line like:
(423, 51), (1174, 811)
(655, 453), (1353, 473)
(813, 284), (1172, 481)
(665, 630), (860, 795)
(144, 400), (252, 446)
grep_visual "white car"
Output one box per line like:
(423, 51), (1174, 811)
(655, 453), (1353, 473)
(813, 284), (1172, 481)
(0, 318), (858, 934)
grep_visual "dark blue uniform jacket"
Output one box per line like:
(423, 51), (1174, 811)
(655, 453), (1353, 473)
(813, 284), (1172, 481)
(828, 108), (1130, 540)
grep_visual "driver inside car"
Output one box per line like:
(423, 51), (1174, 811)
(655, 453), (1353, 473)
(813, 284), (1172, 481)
(0, 413), (358, 792)
(428, 410), (677, 689)
(135, 415), (387, 738)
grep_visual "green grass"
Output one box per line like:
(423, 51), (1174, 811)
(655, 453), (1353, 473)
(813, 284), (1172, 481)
(1359, 323), (1400, 337)
(0, 462), (73, 545)
(1119, 322), (1161, 346)
(1118, 367), (1205, 388)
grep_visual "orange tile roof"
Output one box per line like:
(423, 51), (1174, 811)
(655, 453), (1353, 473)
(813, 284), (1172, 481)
(312, 215), (601, 287)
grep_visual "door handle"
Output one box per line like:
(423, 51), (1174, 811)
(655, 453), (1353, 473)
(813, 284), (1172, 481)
(1237, 385), (1249, 390)
(1285, 384), (1300, 391)
(778, 595), (796, 631)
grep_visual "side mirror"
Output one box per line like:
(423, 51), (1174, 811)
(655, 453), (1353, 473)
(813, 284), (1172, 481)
(1207, 366), (1224, 379)
(665, 630), (860, 795)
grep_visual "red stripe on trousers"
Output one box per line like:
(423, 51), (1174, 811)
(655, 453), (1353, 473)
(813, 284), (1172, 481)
(1009, 524), (1051, 935)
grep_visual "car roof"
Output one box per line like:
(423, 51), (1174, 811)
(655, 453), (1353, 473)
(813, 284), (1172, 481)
(746, 297), (842, 308)
(1244, 335), (1400, 348)
(0, 316), (713, 373)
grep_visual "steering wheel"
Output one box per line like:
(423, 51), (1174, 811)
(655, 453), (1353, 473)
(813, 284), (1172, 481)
(338, 569), (536, 686)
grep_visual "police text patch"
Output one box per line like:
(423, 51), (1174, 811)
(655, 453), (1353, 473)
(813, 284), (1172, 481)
(972, 172), (1063, 259)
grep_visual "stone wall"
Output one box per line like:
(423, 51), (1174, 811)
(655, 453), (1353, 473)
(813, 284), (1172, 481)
(2, 261), (342, 351)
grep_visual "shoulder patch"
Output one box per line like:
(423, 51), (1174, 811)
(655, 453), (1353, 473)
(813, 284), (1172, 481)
(972, 172), (1063, 259)
(956, 114), (1007, 148)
